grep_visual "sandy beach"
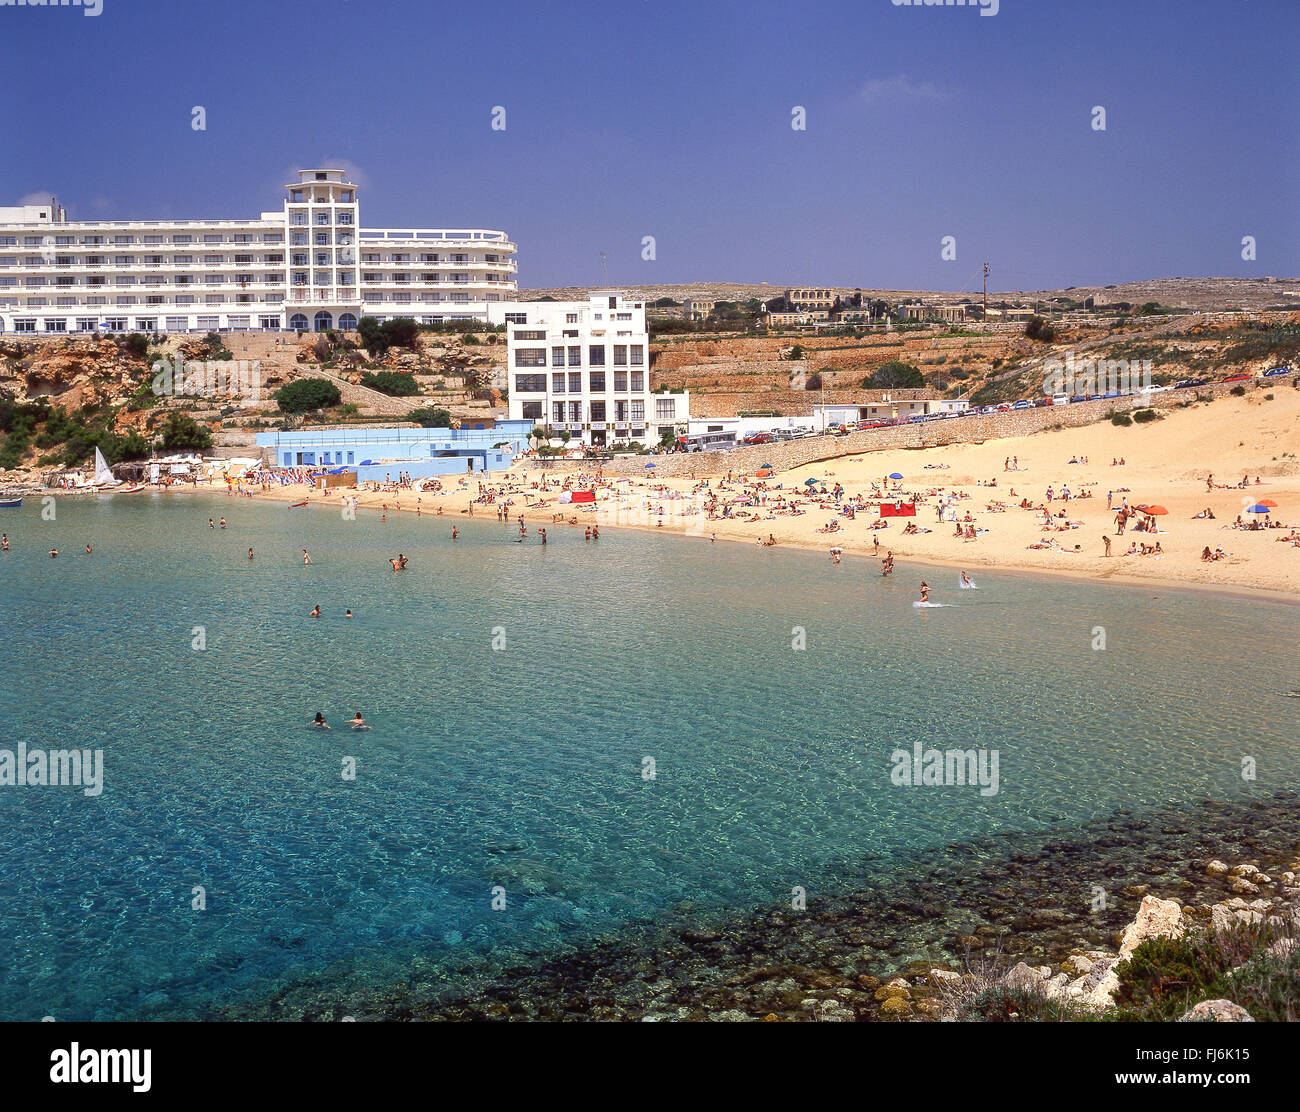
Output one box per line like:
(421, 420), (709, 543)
(220, 387), (1300, 599)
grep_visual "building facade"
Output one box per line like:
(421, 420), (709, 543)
(0, 169), (516, 335)
(255, 421), (534, 481)
(495, 290), (689, 448)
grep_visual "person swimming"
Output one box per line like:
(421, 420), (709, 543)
(85, 544), (92, 555)
(1, 534), (8, 551)
(919, 580), (930, 603)
(349, 712), (370, 731)
(311, 712), (330, 729)
(452, 527), (458, 539)
(310, 604), (321, 618)
(49, 548), (58, 558)
(248, 547), (254, 560)
(345, 609), (353, 618)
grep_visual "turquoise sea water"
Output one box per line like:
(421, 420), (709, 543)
(0, 493), (1295, 1020)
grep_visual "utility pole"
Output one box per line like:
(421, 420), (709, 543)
(983, 262), (989, 322)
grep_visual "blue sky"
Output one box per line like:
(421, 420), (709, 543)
(2, 0), (1296, 293)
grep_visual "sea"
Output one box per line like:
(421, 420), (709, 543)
(0, 493), (1295, 1020)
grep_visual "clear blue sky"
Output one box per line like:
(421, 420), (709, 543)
(2, 0), (1296, 293)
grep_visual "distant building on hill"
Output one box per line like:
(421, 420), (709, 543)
(683, 298), (715, 321)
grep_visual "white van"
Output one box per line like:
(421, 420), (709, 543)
(1051, 394), (1070, 405)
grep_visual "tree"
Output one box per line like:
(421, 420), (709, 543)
(275, 378), (342, 413)
(865, 361), (925, 389)
(155, 412), (214, 452)
(407, 407), (453, 428)
(1025, 316), (1056, 342)
(804, 372), (822, 390)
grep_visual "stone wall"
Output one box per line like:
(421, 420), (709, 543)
(529, 381), (1244, 477)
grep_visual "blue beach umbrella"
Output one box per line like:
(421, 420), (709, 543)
(804, 477), (821, 486)
(889, 472), (903, 479)
(645, 463), (656, 468)
(1246, 504), (1270, 513)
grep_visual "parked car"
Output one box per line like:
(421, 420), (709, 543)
(1260, 366), (1292, 378)
(1138, 384), (1174, 394)
(1103, 390), (1121, 399)
(1069, 394), (1088, 403)
(1174, 378), (1208, 389)
(1223, 373), (1251, 383)
(996, 403), (1012, 412)
(742, 432), (775, 445)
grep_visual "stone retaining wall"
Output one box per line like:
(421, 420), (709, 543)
(530, 381), (1245, 477)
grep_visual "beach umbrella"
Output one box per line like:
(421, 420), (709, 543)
(1145, 505), (1169, 515)
(644, 462), (656, 468)
(1246, 504), (1270, 513)
(804, 478), (821, 486)
(760, 462), (773, 470)
(1257, 498), (1279, 508)
(889, 472), (903, 479)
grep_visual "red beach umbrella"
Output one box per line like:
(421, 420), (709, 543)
(1145, 505), (1169, 515)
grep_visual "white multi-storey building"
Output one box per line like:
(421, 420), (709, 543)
(494, 290), (689, 448)
(0, 169), (516, 335)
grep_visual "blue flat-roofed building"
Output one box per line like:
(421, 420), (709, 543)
(256, 421), (532, 480)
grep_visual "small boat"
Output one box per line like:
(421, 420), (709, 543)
(118, 484), (147, 494)
(0, 494), (21, 508)
(93, 447), (121, 490)
(289, 500), (308, 508)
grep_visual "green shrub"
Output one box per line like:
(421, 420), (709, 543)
(1133, 408), (1159, 423)
(359, 371), (420, 397)
(865, 360), (925, 389)
(1111, 412), (1133, 426)
(155, 413), (213, 452)
(1230, 385), (1246, 396)
(275, 378), (341, 413)
(407, 407), (453, 428)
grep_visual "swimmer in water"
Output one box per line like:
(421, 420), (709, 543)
(311, 712), (330, 729)
(209, 518), (215, 530)
(540, 528), (547, 544)
(1, 534), (8, 551)
(960, 570), (972, 588)
(219, 518), (226, 529)
(919, 580), (930, 603)
(85, 544), (92, 555)
(248, 548), (254, 560)
(349, 712), (370, 731)
(345, 609), (353, 618)
(452, 527), (458, 540)
(310, 604), (321, 618)
(302, 549), (311, 566)
(49, 548), (58, 558)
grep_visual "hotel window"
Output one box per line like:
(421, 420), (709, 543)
(588, 371), (605, 392)
(614, 371), (628, 392)
(551, 402), (565, 424)
(135, 318), (157, 331)
(56, 277), (75, 287)
(25, 277), (45, 286)
(630, 401), (645, 421)
(172, 235), (192, 244)
(115, 277), (135, 286)
(23, 236), (42, 245)
(116, 296), (136, 305)
(291, 234), (308, 246)
(514, 348), (546, 368)
(616, 312), (632, 320)
(264, 234), (284, 244)
(13, 318), (36, 331)
(514, 329), (545, 340)
(655, 398), (676, 420)
(44, 319), (67, 332)
(146, 296), (165, 306)
(103, 317), (126, 330)
(613, 345), (627, 366)
(204, 234), (223, 243)
(173, 255), (192, 265)
(57, 297), (77, 306)
(421, 253), (439, 262)
(568, 346), (581, 367)
(505, 312), (527, 324)
(175, 295), (195, 304)
(552, 346), (565, 367)
(228, 315), (249, 329)
(166, 316), (188, 330)
(316, 254), (331, 267)
(588, 345), (605, 366)
(568, 372), (581, 393)
(82, 236), (104, 246)
(551, 373), (565, 392)
(205, 295), (224, 304)
(568, 401), (582, 422)
(315, 234), (329, 246)
(143, 236), (163, 245)
(631, 371), (644, 391)
(590, 401), (606, 422)
(566, 313), (578, 324)
(513, 374), (545, 393)
(56, 256), (73, 266)
(235, 254), (253, 264)
(521, 400), (543, 420)
(316, 214), (330, 225)
(337, 212), (353, 225)
(631, 345), (644, 365)
(197, 316), (219, 329)
(259, 315), (279, 329)
(77, 318), (98, 331)
(614, 401), (627, 422)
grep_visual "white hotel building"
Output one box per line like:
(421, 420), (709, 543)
(493, 290), (689, 448)
(0, 169), (516, 335)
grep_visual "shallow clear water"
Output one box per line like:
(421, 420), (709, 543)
(0, 493), (1295, 1019)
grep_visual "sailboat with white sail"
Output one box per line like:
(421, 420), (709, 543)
(93, 447), (120, 490)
